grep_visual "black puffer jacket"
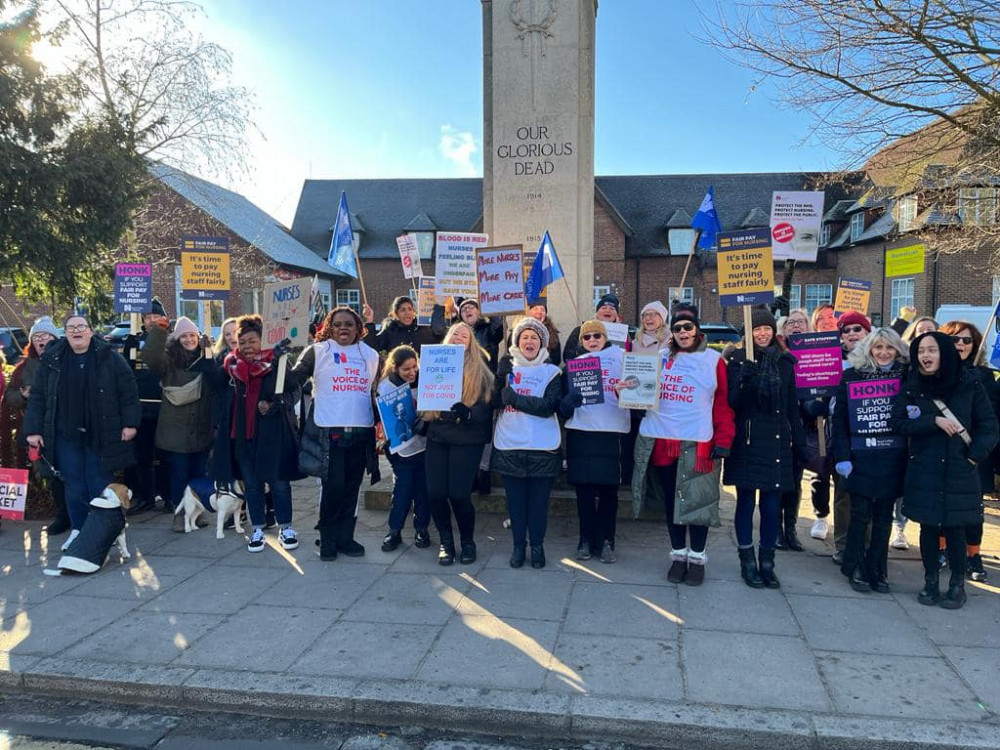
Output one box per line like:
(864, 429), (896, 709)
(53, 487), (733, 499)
(24, 337), (141, 475)
(831, 361), (908, 500)
(891, 368), (999, 527)
(490, 354), (563, 478)
(430, 306), (506, 369)
(122, 330), (162, 421)
(968, 362), (1000, 493)
(723, 346), (807, 493)
(364, 319), (440, 356)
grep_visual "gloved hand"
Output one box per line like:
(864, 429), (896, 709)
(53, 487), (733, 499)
(560, 390), (584, 411)
(501, 386), (518, 408)
(906, 404), (921, 419)
(450, 402), (471, 422)
(802, 399), (829, 418)
(272, 337), (292, 359)
(738, 359), (759, 382)
(835, 461), (853, 478)
(710, 445), (730, 460)
(412, 418), (428, 436)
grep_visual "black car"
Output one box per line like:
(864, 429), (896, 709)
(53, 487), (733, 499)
(0, 327), (28, 364)
(700, 323), (741, 345)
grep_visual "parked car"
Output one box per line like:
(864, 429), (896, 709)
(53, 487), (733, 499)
(700, 322), (741, 345)
(0, 327), (28, 364)
(103, 322), (133, 350)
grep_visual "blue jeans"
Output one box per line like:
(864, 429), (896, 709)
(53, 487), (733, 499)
(56, 437), (113, 530)
(735, 487), (781, 551)
(387, 454), (429, 532)
(234, 442), (293, 528)
(166, 450), (209, 510)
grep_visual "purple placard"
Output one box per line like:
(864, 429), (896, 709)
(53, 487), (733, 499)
(787, 332), (842, 398)
(113, 263), (152, 313)
(847, 377), (904, 450)
(567, 355), (604, 405)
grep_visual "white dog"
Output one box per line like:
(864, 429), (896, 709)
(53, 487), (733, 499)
(174, 478), (245, 539)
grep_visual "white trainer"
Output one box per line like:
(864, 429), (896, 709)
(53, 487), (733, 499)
(890, 526), (909, 550)
(810, 518), (829, 540)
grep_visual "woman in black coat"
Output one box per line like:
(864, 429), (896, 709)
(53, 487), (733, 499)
(831, 328), (909, 593)
(890, 331), (999, 610)
(363, 296), (440, 355)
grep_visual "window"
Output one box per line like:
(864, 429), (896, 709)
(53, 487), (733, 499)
(593, 285), (611, 308)
(890, 278), (915, 319)
(408, 231), (435, 260)
(993, 275), (1000, 308)
(174, 267), (224, 336)
(336, 288), (361, 314)
(959, 188), (998, 226)
(668, 287), (694, 305)
(775, 284), (801, 310)
(667, 228), (696, 256)
(897, 195), (918, 232)
(804, 284), (833, 314)
(819, 224), (830, 246)
(850, 212), (865, 242)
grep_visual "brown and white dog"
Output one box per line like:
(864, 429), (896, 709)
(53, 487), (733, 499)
(174, 478), (245, 539)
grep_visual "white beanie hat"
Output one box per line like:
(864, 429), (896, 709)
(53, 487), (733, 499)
(168, 316), (200, 341)
(29, 316), (60, 341)
(640, 300), (669, 326)
(512, 316), (549, 350)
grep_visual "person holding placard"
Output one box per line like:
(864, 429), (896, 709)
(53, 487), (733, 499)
(831, 328), (909, 593)
(725, 307), (807, 589)
(775, 309), (811, 551)
(376, 346), (430, 553)
(420, 323), (495, 566)
(493, 317), (564, 569)
(293, 307), (380, 561)
(891, 332), (998, 610)
(638, 304), (735, 586)
(560, 320), (630, 563)
(362, 296), (441, 356)
(563, 294), (631, 362)
(432, 298), (506, 371)
(527, 303), (562, 367)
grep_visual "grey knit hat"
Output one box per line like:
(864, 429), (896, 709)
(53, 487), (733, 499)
(29, 316), (60, 341)
(513, 316), (550, 350)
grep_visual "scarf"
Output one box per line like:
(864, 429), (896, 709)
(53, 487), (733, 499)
(225, 349), (275, 440)
(653, 439), (715, 474)
(509, 345), (550, 367)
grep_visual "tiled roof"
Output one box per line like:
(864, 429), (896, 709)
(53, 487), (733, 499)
(825, 222), (853, 249)
(854, 208), (897, 243)
(665, 208), (693, 228)
(822, 199), (855, 222)
(739, 207), (770, 227)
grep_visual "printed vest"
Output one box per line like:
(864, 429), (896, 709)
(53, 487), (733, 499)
(494, 363), (561, 451)
(312, 340), (379, 428)
(566, 347), (630, 434)
(640, 348), (720, 442)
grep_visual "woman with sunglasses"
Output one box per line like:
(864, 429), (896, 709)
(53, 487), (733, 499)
(638, 304), (735, 586)
(560, 320), (630, 563)
(938, 320), (1000, 583)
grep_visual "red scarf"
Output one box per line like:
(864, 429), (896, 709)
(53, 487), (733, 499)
(225, 349), (275, 439)
(651, 439), (714, 474)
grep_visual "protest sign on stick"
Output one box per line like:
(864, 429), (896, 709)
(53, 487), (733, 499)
(262, 278), (310, 348)
(617, 354), (661, 410)
(834, 278), (872, 317)
(476, 245), (524, 315)
(435, 233), (488, 302)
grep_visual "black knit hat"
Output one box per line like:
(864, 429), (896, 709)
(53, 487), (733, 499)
(596, 293), (620, 313)
(148, 298), (166, 318)
(670, 303), (700, 328)
(750, 306), (777, 332)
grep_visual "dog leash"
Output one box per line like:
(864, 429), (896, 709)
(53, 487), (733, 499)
(28, 444), (62, 480)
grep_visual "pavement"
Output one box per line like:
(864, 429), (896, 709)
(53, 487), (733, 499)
(2, 470), (1000, 750)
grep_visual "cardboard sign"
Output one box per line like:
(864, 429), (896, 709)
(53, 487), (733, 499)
(396, 235), (423, 280)
(885, 243), (926, 277)
(435, 232), (488, 302)
(617, 353), (661, 410)
(476, 245), (524, 315)
(180, 236), (230, 301)
(847, 378), (904, 450)
(567, 356), (604, 406)
(262, 278), (309, 348)
(376, 383), (418, 452)
(770, 191), (824, 262)
(416, 344), (465, 410)
(717, 228), (776, 307)
(0, 468), (29, 521)
(603, 322), (630, 347)
(417, 277), (436, 326)
(113, 263), (152, 313)
(834, 278), (872, 317)
(787, 332), (843, 398)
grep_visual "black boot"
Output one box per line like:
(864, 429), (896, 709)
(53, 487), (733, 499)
(510, 545), (526, 568)
(783, 489), (804, 551)
(438, 530), (455, 566)
(939, 584), (967, 610)
(784, 519), (804, 552)
(738, 547), (764, 588)
(318, 531), (338, 561)
(848, 566), (871, 592)
(919, 537), (941, 605)
(530, 544), (546, 569)
(381, 529), (403, 552)
(459, 541), (477, 564)
(774, 527), (788, 551)
(758, 547), (780, 589)
(477, 470), (491, 496)
(338, 516), (365, 557)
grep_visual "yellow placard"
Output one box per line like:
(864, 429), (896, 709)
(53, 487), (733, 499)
(717, 230), (775, 307)
(885, 243), (925, 278)
(181, 252), (230, 291)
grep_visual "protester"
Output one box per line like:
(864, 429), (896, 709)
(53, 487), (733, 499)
(939, 320), (1000, 582)
(831, 328), (909, 592)
(294, 307), (380, 560)
(724, 307), (806, 589)
(902, 316), (938, 344)
(632, 301), (670, 355)
(377, 345), (431, 552)
(891, 331), (998, 609)
(775, 308), (811, 551)
(560, 320), (629, 563)
(811, 304), (837, 333)
(420, 323), (494, 565)
(363, 296), (439, 355)
(432, 298), (504, 371)
(213, 317), (239, 362)
(889, 305), (918, 337)
(140, 316), (216, 524)
(563, 294), (627, 362)
(527, 303), (562, 367)
(639, 304), (735, 586)
(24, 314), (140, 541)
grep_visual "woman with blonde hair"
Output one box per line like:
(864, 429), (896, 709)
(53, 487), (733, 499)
(421, 322), (495, 565)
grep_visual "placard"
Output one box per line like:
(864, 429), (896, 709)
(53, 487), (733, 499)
(113, 263), (152, 313)
(834, 278), (872, 317)
(376, 382), (418, 452)
(847, 378), (904, 450)
(770, 191), (824, 262)
(885, 243), (926, 277)
(0, 468), (29, 521)
(603, 322), (629, 346)
(435, 232), (488, 302)
(395, 235), (423, 280)
(567, 356), (604, 406)
(787, 332), (843, 398)
(717, 228), (776, 307)
(617, 353), (661, 410)
(180, 235), (230, 301)
(416, 344), (464, 410)
(262, 278), (309, 348)
(476, 245), (524, 315)
(417, 277), (436, 326)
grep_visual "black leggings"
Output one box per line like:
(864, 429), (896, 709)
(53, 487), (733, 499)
(575, 483), (619, 551)
(657, 463), (708, 553)
(425, 440), (481, 543)
(319, 441), (367, 534)
(841, 494), (893, 581)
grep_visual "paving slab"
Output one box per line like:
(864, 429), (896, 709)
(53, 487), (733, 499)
(341, 572), (468, 626)
(1, 561), (88, 608)
(939, 645), (1000, 714)
(893, 587), (1000, 648)
(290, 620), (441, 679)
(0, 595), (140, 656)
(457, 567), (573, 621)
(562, 581), (681, 639)
(676, 579), (799, 635)
(138, 565), (290, 615)
(256, 562), (385, 611)
(62, 610), (224, 665)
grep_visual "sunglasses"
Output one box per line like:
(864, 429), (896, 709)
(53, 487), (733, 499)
(581, 333), (604, 341)
(951, 335), (974, 345)
(841, 325), (866, 334)
(671, 323), (696, 333)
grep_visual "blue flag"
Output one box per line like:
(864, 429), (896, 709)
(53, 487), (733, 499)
(525, 231), (564, 304)
(690, 186), (723, 249)
(328, 192), (358, 278)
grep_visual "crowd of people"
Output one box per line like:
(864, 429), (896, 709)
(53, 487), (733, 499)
(1, 292), (997, 610)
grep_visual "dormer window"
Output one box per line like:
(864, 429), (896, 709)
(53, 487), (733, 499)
(668, 228), (696, 255)
(820, 224), (830, 246)
(958, 188), (998, 226)
(897, 195), (917, 232)
(850, 212), (865, 242)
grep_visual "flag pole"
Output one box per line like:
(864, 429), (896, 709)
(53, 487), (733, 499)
(353, 242), (369, 310)
(676, 229), (701, 301)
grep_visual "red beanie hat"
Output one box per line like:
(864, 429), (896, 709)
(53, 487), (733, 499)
(837, 311), (872, 332)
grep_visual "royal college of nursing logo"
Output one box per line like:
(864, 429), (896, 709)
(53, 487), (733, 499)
(334, 352), (348, 364)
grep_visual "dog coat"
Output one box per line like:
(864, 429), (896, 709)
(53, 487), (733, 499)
(57, 500), (126, 574)
(188, 477), (243, 512)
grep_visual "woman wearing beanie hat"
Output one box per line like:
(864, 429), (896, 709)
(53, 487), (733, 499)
(724, 306), (808, 589)
(632, 301), (670, 355)
(560, 319), (630, 563)
(493, 316), (565, 569)
(363, 296), (441, 356)
(637, 304), (735, 586)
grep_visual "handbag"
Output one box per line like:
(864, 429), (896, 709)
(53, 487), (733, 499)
(161, 374), (203, 406)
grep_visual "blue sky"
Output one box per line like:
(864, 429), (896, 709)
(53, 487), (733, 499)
(198, 1), (838, 226)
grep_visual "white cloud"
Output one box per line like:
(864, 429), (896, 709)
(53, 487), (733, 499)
(439, 125), (479, 177)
